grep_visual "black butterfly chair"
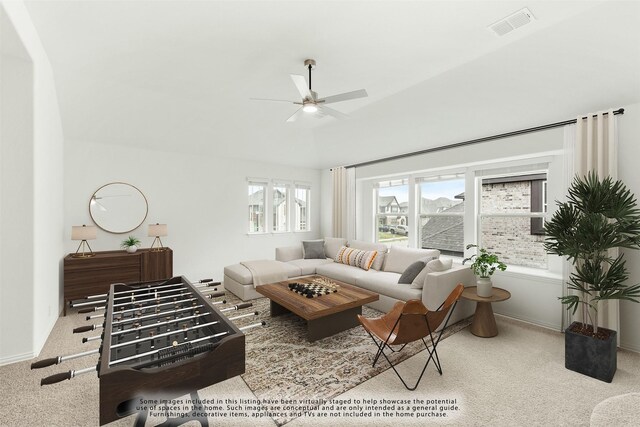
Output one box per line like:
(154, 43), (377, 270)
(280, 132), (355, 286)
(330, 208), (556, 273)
(357, 284), (464, 390)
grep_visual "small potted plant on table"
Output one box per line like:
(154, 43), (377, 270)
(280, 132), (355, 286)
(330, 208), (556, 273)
(463, 244), (507, 297)
(121, 236), (141, 254)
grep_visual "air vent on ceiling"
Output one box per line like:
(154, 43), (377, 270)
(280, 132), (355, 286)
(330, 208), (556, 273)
(489, 8), (535, 36)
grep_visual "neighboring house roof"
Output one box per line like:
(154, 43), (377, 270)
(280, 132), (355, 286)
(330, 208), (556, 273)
(421, 202), (464, 253)
(399, 201), (408, 213)
(378, 195), (400, 212)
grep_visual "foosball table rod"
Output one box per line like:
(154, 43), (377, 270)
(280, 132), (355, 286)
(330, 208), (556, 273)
(70, 279), (220, 308)
(31, 348), (100, 369)
(86, 293), (225, 321)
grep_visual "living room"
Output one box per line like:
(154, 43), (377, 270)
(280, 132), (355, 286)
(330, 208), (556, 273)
(1, 1), (639, 426)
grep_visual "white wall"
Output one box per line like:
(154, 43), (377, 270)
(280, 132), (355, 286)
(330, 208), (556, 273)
(64, 140), (322, 282)
(0, 1), (64, 364)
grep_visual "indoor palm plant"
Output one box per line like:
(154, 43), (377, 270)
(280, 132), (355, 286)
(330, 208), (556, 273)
(544, 172), (640, 382)
(121, 236), (141, 253)
(463, 244), (507, 297)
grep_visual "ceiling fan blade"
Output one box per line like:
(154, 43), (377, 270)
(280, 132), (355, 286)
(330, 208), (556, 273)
(318, 89), (368, 105)
(290, 74), (313, 100)
(318, 105), (349, 120)
(286, 108), (305, 123)
(250, 98), (297, 103)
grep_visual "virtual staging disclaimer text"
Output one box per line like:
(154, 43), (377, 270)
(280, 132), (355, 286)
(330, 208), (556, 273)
(136, 396), (462, 420)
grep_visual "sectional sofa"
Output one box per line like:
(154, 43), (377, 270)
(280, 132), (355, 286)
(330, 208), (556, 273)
(224, 238), (474, 325)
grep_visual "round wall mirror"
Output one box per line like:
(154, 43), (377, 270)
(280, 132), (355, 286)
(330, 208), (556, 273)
(89, 182), (148, 233)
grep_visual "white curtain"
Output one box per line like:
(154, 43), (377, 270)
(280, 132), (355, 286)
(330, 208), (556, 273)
(331, 166), (356, 239)
(562, 109), (618, 333)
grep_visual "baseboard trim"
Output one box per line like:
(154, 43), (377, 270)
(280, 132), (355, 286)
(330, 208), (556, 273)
(620, 342), (640, 354)
(495, 312), (561, 332)
(0, 351), (34, 367)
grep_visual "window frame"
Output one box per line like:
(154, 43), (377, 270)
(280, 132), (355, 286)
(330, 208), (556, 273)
(247, 179), (312, 235)
(247, 179), (268, 234)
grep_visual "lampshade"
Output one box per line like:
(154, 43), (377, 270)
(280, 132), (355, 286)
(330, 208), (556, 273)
(71, 225), (97, 241)
(148, 223), (168, 237)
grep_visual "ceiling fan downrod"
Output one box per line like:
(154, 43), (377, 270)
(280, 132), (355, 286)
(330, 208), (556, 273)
(304, 59), (316, 93)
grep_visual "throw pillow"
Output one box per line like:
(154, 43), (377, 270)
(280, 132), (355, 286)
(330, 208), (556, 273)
(302, 240), (325, 259)
(398, 260), (426, 284)
(348, 240), (388, 270)
(411, 258), (454, 289)
(334, 246), (378, 271)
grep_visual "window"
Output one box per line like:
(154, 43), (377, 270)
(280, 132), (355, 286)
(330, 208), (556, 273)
(375, 179), (409, 247)
(248, 181), (266, 233)
(417, 175), (465, 257)
(294, 184), (310, 231)
(479, 172), (548, 269)
(272, 183), (289, 232)
(248, 179), (311, 233)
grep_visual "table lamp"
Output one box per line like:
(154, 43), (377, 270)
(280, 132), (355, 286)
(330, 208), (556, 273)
(71, 225), (97, 258)
(148, 223), (167, 251)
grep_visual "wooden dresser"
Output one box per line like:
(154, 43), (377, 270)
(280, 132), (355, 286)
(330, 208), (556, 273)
(63, 248), (173, 315)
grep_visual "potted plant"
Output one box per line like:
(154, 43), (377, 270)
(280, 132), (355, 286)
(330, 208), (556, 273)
(463, 244), (507, 297)
(544, 172), (640, 382)
(121, 236), (141, 254)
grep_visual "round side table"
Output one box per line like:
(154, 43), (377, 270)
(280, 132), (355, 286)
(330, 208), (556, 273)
(461, 286), (511, 338)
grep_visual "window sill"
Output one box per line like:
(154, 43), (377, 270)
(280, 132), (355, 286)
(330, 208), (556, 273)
(494, 265), (562, 283)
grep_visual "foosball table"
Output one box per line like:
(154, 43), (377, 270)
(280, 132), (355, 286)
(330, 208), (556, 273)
(31, 276), (263, 425)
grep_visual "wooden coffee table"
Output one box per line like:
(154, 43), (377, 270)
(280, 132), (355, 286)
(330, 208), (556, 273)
(256, 275), (379, 341)
(461, 286), (511, 338)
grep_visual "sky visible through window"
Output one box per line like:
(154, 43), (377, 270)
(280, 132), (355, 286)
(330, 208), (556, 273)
(378, 179), (465, 203)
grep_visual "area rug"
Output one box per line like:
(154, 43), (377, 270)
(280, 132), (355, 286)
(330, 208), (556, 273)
(225, 294), (470, 425)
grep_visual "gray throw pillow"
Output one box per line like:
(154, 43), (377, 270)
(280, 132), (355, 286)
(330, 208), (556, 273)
(398, 260), (426, 284)
(303, 240), (325, 259)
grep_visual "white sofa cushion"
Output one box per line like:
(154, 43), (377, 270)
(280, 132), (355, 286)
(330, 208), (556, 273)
(355, 272), (422, 301)
(348, 240), (388, 270)
(275, 245), (303, 262)
(324, 237), (348, 259)
(224, 261), (301, 285)
(411, 258), (454, 289)
(383, 246), (440, 274)
(315, 262), (372, 284)
(287, 258), (333, 275)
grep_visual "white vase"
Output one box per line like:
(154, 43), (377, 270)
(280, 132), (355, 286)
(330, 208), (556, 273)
(126, 245), (138, 254)
(476, 277), (493, 297)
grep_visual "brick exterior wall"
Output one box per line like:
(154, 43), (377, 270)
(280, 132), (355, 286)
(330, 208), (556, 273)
(481, 181), (547, 269)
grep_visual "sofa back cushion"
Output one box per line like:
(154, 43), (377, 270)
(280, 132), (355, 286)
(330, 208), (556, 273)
(302, 240), (326, 259)
(275, 245), (303, 262)
(348, 240), (388, 270)
(324, 237), (348, 259)
(335, 246), (378, 271)
(383, 246), (440, 274)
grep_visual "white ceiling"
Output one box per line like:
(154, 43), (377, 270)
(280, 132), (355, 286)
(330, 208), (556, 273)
(22, 1), (640, 169)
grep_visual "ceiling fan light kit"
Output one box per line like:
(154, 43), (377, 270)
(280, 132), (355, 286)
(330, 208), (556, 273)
(251, 58), (368, 122)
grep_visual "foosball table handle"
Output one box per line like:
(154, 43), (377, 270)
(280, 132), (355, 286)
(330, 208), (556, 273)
(41, 371), (72, 385)
(31, 357), (59, 369)
(73, 325), (94, 333)
(236, 303), (252, 310)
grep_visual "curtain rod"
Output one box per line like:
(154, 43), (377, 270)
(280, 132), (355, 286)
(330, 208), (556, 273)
(337, 108), (625, 170)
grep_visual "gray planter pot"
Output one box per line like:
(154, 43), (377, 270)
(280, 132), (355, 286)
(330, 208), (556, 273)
(565, 321), (617, 383)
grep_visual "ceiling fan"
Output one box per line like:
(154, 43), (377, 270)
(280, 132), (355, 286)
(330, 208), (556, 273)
(251, 59), (368, 122)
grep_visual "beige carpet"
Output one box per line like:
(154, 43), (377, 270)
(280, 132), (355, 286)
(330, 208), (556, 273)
(1, 303), (639, 426)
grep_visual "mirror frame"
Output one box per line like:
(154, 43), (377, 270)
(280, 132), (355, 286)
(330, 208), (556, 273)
(89, 182), (149, 234)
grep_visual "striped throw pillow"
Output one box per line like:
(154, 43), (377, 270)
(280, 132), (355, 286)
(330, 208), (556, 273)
(334, 246), (378, 271)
